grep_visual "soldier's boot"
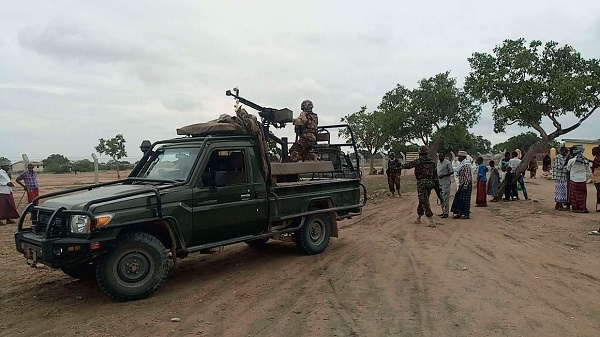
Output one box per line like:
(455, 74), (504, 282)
(414, 215), (422, 224)
(427, 216), (437, 228)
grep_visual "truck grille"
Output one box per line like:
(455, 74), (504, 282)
(34, 211), (66, 238)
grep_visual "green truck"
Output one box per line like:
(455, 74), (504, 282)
(15, 91), (366, 301)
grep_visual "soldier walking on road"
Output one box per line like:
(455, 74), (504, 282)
(289, 100), (318, 162)
(387, 152), (402, 197)
(403, 146), (439, 227)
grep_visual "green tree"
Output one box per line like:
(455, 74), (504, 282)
(475, 135), (492, 154)
(432, 126), (490, 157)
(72, 159), (94, 172)
(42, 154), (70, 173)
(340, 106), (390, 174)
(466, 38), (600, 175)
(493, 132), (565, 154)
(379, 72), (481, 157)
(95, 134), (127, 178)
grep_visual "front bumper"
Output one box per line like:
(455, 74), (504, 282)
(15, 231), (116, 268)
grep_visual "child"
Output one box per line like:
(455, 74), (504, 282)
(504, 166), (515, 201)
(487, 160), (500, 202)
(476, 157), (488, 207)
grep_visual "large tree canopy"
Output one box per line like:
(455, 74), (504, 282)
(379, 72), (481, 155)
(433, 126), (491, 157)
(340, 106), (390, 174)
(466, 38), (600, 174)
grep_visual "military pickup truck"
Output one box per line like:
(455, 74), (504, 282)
(15, 91), (366, 301)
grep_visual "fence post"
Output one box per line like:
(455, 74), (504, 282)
(91, 153), (99, 184)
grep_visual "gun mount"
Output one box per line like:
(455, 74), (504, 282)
(226, 89), (293, 128)
(226, 88), (293, 162)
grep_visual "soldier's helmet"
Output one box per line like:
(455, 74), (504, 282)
(419, 145), (429, 154)
(301, 100), (313, 112)
(389, 152), (395, 157)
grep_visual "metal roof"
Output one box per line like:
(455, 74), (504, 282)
(561, 138), (600, 144)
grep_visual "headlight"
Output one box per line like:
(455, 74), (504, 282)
(69, 214), (114, 234)
(70, 215), (90, 234)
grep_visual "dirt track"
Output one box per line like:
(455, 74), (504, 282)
(1, 173), (600, 337)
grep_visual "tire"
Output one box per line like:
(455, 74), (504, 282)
(61, 261), (96, 280)
(245, 238), (270, 248)
(95, 232), (170, 302)
(294, 213), (331, 255)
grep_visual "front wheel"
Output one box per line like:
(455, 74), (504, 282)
(95, 232), (170, 301)
(294, 213), (331, 255)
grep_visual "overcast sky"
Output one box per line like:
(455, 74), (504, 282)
(1, 0), (599, 162)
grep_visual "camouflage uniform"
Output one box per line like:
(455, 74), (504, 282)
(387, 154), (402, 195)
(289, 100), (318, 162)
(403, 147), (438, 220)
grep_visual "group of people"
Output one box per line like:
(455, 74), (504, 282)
(0, 161), (40, 226)
(388, 144), (600, 228)
(552, 146), (600, 213)
(390, 147), (477, 227)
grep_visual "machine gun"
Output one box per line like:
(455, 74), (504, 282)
(226, 89), (292, 129)
(226, 88), (293, 161)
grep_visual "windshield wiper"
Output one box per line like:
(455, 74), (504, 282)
(126, 177), (179, 185)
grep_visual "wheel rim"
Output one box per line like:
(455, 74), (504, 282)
(308, 218), (326, 246)
(114, 250), (154, 287)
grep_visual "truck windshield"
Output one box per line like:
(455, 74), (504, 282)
(138, 147), (200, 181)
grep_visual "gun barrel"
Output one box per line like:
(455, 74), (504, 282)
(225, 90), (265, 112)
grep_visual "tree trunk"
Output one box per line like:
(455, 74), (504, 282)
(369, 154), (376, 175)
(116, 160), (120, 179)
(514, 139), (548, 178)
(428, 133), (442, 159)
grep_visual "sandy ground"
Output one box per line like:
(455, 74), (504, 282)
(1, 172), (600, 337)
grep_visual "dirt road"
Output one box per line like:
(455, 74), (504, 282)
(1, 174), (599, 337)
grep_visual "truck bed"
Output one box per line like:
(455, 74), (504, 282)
(270, 178), (363, 220)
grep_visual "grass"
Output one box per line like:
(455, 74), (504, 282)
(361, 174), (417, 200)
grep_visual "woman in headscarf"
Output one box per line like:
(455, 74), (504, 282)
(475, 157), (488, 207)
(592, 146), (600, 212)
(542, 154), (551, 172)
(566, 147), (591, 213)
(487, 160), (500, 202)
(528, 158), (538, 178)
(451, 151), (473, 219)
(552, 147), (569, 210)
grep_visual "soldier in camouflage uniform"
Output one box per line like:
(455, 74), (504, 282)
(386, 152), (402, 197)
(402, 145), (439, 227)
(289, 100), (318, 162)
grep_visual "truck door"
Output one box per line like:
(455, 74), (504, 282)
(191, 147), (266, 245)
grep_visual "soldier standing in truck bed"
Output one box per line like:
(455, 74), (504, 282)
(387, 152), (402, 197)
(402, 146), (438, 227)
(289, 100), (318, 162)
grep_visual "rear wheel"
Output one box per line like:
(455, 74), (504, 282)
(61, 261), (96, 280)
(95, 232), (169, 301)
(294, 213), (331, 255)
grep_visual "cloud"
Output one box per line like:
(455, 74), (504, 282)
(161, 94), (202, 112)
(18, 20), (147, 64)
(2, 0), (600, 162)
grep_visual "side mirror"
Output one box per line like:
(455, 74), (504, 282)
(140, 140), (152, 154)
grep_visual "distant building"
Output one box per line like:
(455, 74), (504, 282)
(561, 138), (600, 158)
(10, 161), (43, 173)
